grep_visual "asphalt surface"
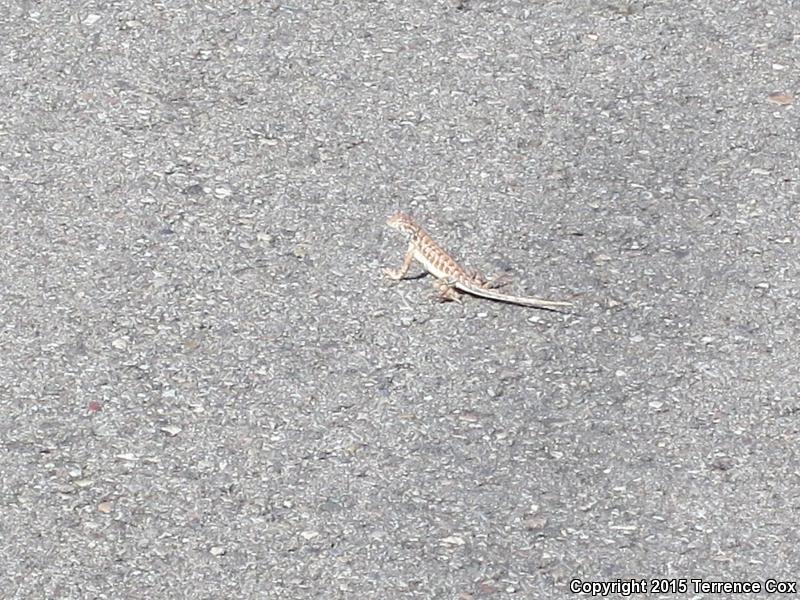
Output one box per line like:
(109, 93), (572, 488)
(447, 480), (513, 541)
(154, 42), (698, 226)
(2, 1), (799, 598)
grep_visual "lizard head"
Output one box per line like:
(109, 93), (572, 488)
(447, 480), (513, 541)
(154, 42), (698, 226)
(386, 212), (418, 237)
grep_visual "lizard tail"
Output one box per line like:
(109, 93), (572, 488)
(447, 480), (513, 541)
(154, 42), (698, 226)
(463, 285), (573, 310)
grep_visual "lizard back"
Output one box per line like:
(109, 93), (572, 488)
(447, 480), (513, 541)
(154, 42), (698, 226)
(412, 224), (474, 285)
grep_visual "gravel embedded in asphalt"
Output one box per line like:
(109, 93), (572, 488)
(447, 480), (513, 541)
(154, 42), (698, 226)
(1, 1), (799, 598)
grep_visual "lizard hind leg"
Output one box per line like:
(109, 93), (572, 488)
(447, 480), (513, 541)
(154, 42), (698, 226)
(433, 279), (463, 303)
(482, 273), (513, 290)
(467, 268), (511, 290)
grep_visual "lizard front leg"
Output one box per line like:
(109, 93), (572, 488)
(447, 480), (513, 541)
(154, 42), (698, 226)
(383, 242), (416, 280)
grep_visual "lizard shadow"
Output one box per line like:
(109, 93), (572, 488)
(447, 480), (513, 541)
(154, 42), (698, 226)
(404, 272), (429, 281)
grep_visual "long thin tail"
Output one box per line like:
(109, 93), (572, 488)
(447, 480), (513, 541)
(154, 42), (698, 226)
(459, 284), (573, 311)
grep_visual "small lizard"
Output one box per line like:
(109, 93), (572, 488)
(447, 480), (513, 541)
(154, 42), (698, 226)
(384, 212), (572, 310)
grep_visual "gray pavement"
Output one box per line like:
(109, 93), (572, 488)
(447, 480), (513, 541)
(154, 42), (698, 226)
(1, 1), (799, 598)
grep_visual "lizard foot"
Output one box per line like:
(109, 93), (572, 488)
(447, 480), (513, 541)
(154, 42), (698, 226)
(433, 280), (462, 303)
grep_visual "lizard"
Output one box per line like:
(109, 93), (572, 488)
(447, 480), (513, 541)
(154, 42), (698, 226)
(384, 211), (573, 311)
